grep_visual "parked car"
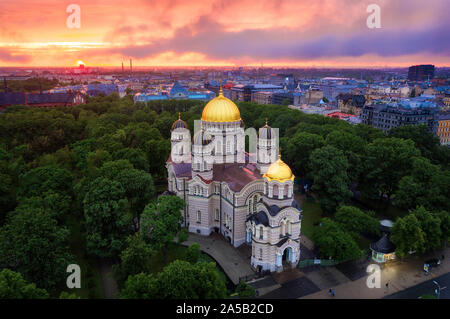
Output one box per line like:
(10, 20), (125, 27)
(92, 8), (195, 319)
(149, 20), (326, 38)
(424, 258), (441, 270)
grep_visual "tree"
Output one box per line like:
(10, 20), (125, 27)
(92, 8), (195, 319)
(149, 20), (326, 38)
(235, 280), (255, 298)
(119, 233), (153, 280)
(155, 260), (227, 299)
(0, 208), (74, 291)
(120, 260), (227, 299)
(411, 207), (442, 252)
(59, 291), (81, 299)
(100, 160), (155, 225)
(83, 177), (133, 258)
(312, 218), (362, 261)
(141, 196), (185, 264)
(389, 125), (443, 164)
(361, 138), (420, 200)
(119, 272), (158, 299)
(185, 243), (201, 264)
(309, 146), (352, 213)
(395, 157), (449, 212)
(284, 132), (324, 177)
(17, 165), (73, 200)
(391, 214), (426, 258)
(436, 211), (450, 244)
(0, 269), (49, 299)
(334, 205), (379, 237)
(325, 130), (366, 182)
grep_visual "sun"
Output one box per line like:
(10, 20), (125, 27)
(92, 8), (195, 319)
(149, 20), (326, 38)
(77, 60), (85, 66)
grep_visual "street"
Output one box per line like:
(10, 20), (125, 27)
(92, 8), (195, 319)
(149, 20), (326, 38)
(385, 272), (450, 299)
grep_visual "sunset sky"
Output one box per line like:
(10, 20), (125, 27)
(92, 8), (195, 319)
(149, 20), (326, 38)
(0, 0), (449, 67)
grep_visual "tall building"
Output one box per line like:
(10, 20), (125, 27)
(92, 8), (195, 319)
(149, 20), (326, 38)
(437, 114), (450, 146)
(166, 87), (302, 272)
(360, 98), (439, 134)
(408, 64), (435, 81)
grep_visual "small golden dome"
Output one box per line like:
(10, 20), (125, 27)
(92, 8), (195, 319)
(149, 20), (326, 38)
(263, 154), (295, 183)
(201, 87), (241, 122)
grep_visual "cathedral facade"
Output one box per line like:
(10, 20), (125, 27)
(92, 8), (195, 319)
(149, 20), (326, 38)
(166, 88), (302, 272)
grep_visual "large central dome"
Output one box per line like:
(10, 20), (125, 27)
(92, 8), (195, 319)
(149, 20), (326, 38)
(201, 88), (241, 122)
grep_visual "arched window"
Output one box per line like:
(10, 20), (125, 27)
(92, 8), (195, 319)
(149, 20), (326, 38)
(215, 209), (219, 221)
(273, 184), (279, 198)
(259, 226), (263, 240)
(259, 248), (263, 260)
(252, 195), (258, 212)
(196, 210), (201, 223)
(226, 140), (231, 154)
(286, 220), (291, 235)
(280, 221), (285, 236)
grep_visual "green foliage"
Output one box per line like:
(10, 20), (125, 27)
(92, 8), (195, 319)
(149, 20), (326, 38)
(120, 260), (227, 299)
(0, 208), (74, 291)
(235, 280), (255, 298)
(389, 125), (448, 166)
(59, 291), (81, 299)
(284, 132), (324, 177)
(83, 177), (133, 258)
(312, 218), (362, 261)
(119, 272), (158, 299)
(391, 214), (426, 258)
(17, 165), (73, 200)
(1, 78), (59, 93)
(361, 138), (420, 200)
(185, 243), (201, 264)
(335, 205), (379, 237)
(119, 233), (153, 280)
(436, 210), (450, 243)
(411, 207), (442, 252)
(141, 196), (185, 254)
(0, 269), (49, 299)
(395, 157), (450, 212)
(309, 146), (352, 213)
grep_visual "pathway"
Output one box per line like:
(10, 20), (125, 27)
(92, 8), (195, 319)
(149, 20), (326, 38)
(98, 259), (119, 299)
(302, 248), (450, 299)
(181, 233), (255, 285)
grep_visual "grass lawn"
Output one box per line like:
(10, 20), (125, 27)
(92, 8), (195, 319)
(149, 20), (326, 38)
(66, 215), (103, 299)
(296, 194), (323, 239)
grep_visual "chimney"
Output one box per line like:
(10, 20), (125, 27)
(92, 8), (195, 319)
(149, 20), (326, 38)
(130, 59), (133, 74)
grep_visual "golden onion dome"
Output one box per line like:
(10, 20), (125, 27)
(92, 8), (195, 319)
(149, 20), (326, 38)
(201, 87), (241, 122)
(263, 154), (295, 183)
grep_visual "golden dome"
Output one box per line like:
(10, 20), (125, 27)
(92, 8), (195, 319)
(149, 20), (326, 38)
(201, 87), (241, 122)
(263, 154), (295, 183)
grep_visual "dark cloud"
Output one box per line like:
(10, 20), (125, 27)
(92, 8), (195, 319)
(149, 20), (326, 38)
(101, 17), (450, 62)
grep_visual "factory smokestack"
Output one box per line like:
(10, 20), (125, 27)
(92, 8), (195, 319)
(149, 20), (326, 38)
(130, 59), (132, 74)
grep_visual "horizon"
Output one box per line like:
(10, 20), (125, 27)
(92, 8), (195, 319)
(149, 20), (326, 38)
(0, 0), (448, 68)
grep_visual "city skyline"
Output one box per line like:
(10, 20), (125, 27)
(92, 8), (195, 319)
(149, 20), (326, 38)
(0, 0), (449, 68)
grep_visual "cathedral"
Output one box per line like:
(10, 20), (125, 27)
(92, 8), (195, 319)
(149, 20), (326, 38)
(166, 87), (302, 272)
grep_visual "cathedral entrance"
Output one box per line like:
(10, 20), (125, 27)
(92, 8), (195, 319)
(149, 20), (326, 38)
(282, 247), (293, 266)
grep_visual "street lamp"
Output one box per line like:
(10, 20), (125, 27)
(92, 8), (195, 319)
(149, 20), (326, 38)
(433, 280), (441, 299)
